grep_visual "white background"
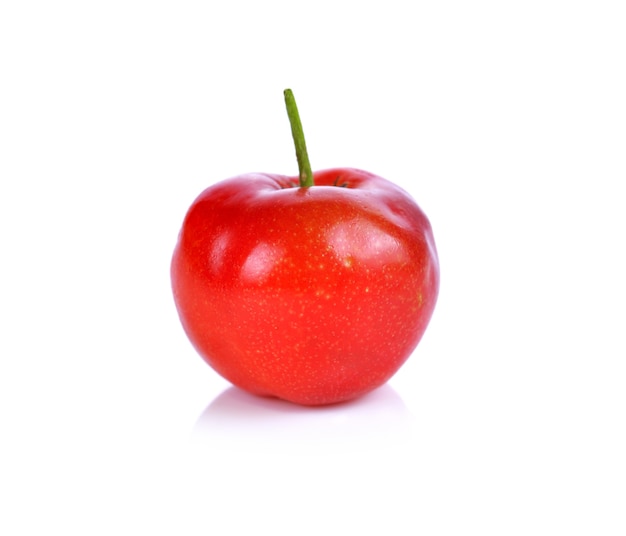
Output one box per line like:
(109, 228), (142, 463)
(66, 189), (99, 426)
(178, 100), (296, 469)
(1, 1), (625, 534)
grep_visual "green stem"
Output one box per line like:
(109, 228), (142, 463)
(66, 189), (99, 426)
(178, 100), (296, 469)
(284, 89), (314, 187)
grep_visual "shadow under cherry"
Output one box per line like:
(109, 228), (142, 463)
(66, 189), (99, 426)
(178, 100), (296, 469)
(192, 383), (415, 455)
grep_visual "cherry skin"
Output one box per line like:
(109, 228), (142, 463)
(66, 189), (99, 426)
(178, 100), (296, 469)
(171, 167), (439, 406)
